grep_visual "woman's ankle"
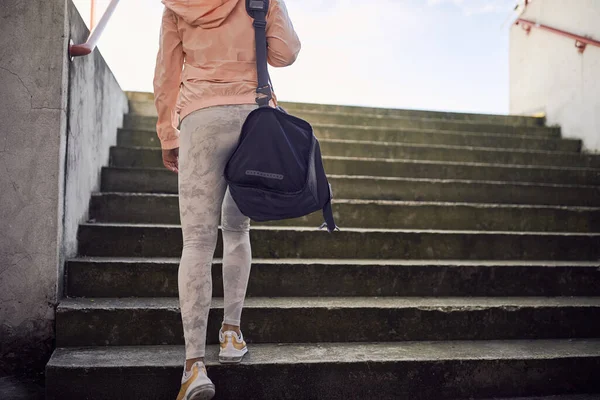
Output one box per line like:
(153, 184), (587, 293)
(185, 357), (204, 371)
(221, 323), (241, 336)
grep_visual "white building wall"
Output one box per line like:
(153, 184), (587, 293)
(510, 0), (600, 151)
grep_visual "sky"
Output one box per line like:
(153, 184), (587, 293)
(73, 0), (520, 114)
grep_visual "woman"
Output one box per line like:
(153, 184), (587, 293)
(153, 0), (300, 399)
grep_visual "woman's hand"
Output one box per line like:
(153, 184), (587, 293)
(162, 148), (179, 173)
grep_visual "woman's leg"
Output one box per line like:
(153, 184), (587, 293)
(221, 105), (255, 332)
(177, 106), (249, 369)
(221, 187), (252, 330)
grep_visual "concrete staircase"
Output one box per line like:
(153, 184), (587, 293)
(46, 92), (600, 399)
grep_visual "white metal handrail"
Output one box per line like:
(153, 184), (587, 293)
(69, 0), (120, 58)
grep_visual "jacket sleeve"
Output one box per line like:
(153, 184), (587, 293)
(266, 0), (301, 67)
(153, 8), (184, 150)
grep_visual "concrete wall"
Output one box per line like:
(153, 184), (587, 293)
(0, 0), (127, 375)
(65, 4), (128, 260)
(510, 0), (600, 151)
(0, 0), (69, 376)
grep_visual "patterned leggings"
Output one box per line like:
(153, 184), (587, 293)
(177, 104), (256, 359)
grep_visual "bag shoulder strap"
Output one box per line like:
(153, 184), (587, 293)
(247, 0), (272, 107)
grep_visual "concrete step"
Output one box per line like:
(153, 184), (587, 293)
(123, 113), (559, 138)
(77, 224), (600, 260)
(487, 396), (600, 400)
(292, 110), (559, 136)
(126, 91), (545, 127)
(100, 168), (600, 207)
(324, 157), (600, 185)
(55, 297), (600, 346)
(118, 125), (579, 152)
(65, 258), (600, 298)
(194, 158), (598, 188)
(109, 142), (600, 169)
(105, 152), (600, 185)
(89, 194), (600, 232)
(279, 103), (546, 127)
(45, 339), (600, 400)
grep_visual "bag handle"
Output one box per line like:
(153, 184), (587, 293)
(247, 0), (272, 107)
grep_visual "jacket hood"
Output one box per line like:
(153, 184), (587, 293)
(162, 0), (240, 28)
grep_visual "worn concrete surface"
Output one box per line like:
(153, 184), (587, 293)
(76, 223), (600, 260)
(124, 112), (560, 137)
(100, 167), (600, 206)
(54, 296), (600, 346)
(310, 125), (580, 151)
(64, 258), (600, 298)
(119, 124), (581, 152)
(486, 396), (600, 400)
(45, 88), (600, 398)
(109, 140), (600, 169)
(125, 97), (579, 153)
(291, 110), (560, 136)
(0, 375), (44, 400)
(0, 0), (127, 376)
(106, 150), (600, 185)
(109, 138), (600, 184)
(46, 338), (600, 366)
(323, 157), (600, 185)
(88, 192), (600, 232)
(318, 139), (600, 168)
(321, 156), (600, 185)
(276, 103), (545, 126)
(0, 0), (69, 375)
(126, 90), (546, 126)
(63, 4), (128, 259)
(46, 340), (600, 399)
(59, 295), (600, 309)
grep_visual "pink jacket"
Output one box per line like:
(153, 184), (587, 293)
(153, 0), (301, 149)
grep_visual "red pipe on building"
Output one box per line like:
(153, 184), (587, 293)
(516, 18), (600, 53)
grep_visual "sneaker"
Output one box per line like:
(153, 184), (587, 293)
(176, 361), (215, 400)
(219, 328), (248, 364)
